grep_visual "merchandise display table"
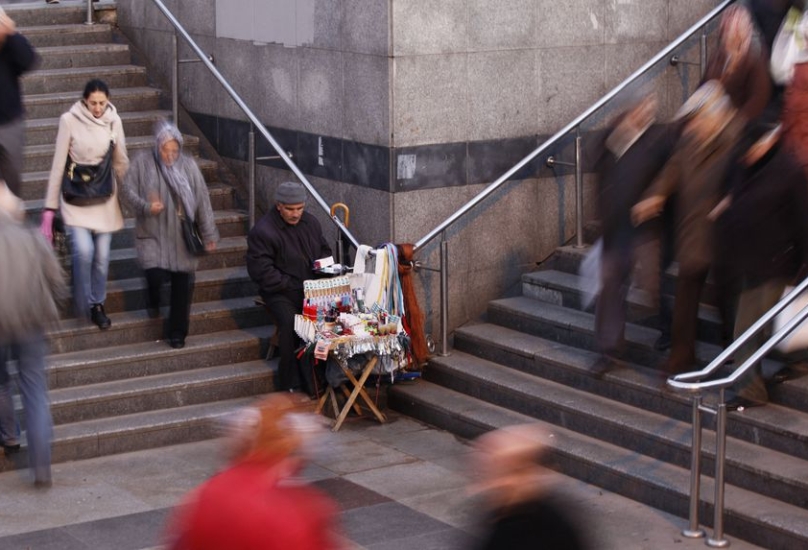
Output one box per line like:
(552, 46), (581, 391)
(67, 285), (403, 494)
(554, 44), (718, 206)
(314, 354), (386, 432)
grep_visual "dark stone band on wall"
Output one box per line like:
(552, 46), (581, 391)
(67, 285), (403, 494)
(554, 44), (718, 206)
(190, 111), (606, 192)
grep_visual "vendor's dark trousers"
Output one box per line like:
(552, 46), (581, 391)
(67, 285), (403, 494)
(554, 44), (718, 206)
(263, 292), (305, 392)
(145, 268), (194, 340)
(595, 246), (632, 356)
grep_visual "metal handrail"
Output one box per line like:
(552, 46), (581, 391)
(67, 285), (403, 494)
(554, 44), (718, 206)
(666, 277), (808, 546)
(413, 0), (733, 252)
(147, 0), (360, 249)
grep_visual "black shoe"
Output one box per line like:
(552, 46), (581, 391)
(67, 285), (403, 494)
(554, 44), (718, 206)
(169, 337), (185, 349)
(654, 333), (671, 352)
(146, 306), (160, 319)
(34, 478), (52, 489)
(726, 396), (767, 411)
(90, 304), (111, 330)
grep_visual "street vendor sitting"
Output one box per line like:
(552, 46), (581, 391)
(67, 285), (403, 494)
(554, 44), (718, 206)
(247, 182), (332, 395)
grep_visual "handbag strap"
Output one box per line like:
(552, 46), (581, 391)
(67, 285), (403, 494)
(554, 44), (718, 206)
(152, 154), (188, 221)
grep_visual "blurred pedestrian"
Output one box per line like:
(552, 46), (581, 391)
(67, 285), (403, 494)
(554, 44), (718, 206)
(591, 92), (674, 377)
(39, 79), (129, 329)
(470, 424), (589, 550)
(714, 123), (808, 409)
(0, 182), (67, 487)
(0, 6), (39, 196)
(164, 393), (341, 550)
(120, 120), (218, 349)
(703, 4), (772, 123)
(633, 81), (744, 374)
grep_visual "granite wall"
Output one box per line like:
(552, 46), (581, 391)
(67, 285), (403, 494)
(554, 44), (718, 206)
(116, 0), (723, 335)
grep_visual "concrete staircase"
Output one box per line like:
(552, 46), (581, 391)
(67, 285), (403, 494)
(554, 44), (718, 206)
(390, 246), (808, 549)
(2, 2), (273, 471)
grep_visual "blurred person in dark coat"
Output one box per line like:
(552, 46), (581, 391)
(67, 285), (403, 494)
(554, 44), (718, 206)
(470, 424), (589, 550)
(713, 123), (808, 409)
(0, 6), (39, 196)
(591, 93), (674, 377)
(633, 81), (744, 374)
(0, 180), (67, 487)
(703, 4), (772, 124)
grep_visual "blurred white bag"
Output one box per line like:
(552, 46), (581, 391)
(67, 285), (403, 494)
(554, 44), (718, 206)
(773, 286), (808, 353)
(579, 239), (602, 310)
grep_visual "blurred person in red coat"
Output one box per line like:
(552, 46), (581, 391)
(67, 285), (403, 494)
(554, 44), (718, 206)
(164, 393), (341, 550)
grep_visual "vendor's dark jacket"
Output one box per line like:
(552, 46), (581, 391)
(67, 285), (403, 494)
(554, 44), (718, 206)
(595, 123), (675, 252)
(246, 208), (332, 301)
(717, 141), (808, 288)
(0, 33), (39, 124)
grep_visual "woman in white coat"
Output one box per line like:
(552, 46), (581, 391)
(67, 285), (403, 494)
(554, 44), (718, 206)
(40, 79), (129, 329)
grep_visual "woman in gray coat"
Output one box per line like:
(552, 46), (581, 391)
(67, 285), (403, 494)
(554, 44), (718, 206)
(121, 121), (218, 349)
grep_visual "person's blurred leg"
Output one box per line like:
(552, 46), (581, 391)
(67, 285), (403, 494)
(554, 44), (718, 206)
(14, 331), (52, 486)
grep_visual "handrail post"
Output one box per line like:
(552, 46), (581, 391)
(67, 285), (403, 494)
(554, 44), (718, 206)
(171, 32), (179, 126)
(248, 124), (256, 228)
(683, 396), (705, 539)
(708, 392), (730, 548)
(439, 237), (449, 356)
(85, 0), (94, 25)
(574, 130), (584, 248)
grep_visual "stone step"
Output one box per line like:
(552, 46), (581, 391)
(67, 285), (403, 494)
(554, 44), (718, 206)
(22, 133), (200, 173)
(523, 269), (724, 345)
(22, 86), (161, 119)
(22, 64), (148, 95)
(46, 326), (267, 389)
(2, 2), (89, 27)
(19, 22), (114, 47)
(47, 293), (264, 354)
(78, 263), (254, 316)
(104, 233), (247, 282)
(389, 381), (808, 549)
(0, 396), (261, 473)
(35, 43), (131, 71)
(428, 347), (808, 507)
(24, 109), (173, 146)
(44, 360), (273, 425)
(21, 157), (219, 199)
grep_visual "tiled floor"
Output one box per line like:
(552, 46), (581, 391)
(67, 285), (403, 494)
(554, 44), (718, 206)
(0, 408), (765, 550)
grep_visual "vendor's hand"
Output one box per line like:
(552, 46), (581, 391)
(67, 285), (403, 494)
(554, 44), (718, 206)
(39, 210), (55, 245)
(631, 195), (665, 226)
(205, 241), (217, 252)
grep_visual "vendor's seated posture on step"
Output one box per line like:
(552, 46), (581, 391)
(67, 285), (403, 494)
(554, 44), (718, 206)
(246, 182), (332, 395)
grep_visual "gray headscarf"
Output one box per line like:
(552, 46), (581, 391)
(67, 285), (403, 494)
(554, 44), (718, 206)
(153, 120), (197, 220)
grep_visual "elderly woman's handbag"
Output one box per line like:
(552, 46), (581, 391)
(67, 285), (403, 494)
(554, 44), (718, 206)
(165, 185), (206, 257)
(61, 141), (115, 206)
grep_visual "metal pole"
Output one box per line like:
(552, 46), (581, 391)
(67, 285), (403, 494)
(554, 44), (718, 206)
(574, 131), (584, 248)
(171, 33), (179, 127)
(85, 0), (94, 25)
(248, 125), (256, 229)
(683, 396), (705, 539)
(700, 31), (708, 80)
(707, 395), (730, 548)
(439, 238), (449, 357)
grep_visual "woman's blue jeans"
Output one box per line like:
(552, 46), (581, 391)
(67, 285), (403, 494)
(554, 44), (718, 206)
(68, 226), (112, 317)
